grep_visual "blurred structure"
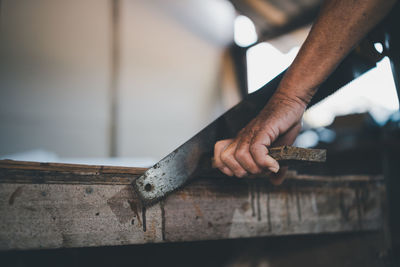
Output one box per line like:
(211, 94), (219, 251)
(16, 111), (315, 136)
(0, 0), (326, 164)
(0, 0), (234, 163)
(1, 0), (397, 167)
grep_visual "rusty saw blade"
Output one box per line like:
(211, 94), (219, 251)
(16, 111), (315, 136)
(133, 48), (376, 206)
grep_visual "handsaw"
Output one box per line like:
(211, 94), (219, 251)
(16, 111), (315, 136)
(133, 47), (377, 206)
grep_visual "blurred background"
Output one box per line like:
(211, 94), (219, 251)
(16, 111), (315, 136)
(0, 0), (398, 167)
(2, 1), (400, 267)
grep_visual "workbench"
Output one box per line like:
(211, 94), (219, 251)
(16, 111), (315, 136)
(0, 160), (385, 250)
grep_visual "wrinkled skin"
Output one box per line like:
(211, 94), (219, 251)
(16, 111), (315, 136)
(214, 0), (396, 184)
(213, 92), (305, 185)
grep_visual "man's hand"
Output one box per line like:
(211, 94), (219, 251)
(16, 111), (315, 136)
(213, 92), (305, 184)
(214, 0), (396, 183)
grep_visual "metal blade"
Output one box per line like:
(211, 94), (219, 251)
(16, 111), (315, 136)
(133, 49), (376, 205)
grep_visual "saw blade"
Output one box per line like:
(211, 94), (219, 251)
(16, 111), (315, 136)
(133, 48), (376, 206)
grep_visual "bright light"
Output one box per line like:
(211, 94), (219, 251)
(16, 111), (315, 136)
(234, 15), (257, 47)
(246, 42), (299, 93)
(374, 42), (384, 53)
(304, 57), (399, 127)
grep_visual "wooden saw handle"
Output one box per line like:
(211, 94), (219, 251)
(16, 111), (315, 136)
(211, 146), (326, 169)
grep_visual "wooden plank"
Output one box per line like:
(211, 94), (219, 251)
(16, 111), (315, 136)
(0, 160), (385, 250)
(0, 160), (145, 185)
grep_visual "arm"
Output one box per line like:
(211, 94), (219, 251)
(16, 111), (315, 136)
(214, 0), (397, 183)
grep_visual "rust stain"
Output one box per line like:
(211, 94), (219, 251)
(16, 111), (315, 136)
(107, 185), (146, 231)
(193, 203), (204, 218)
(240, 201), (250, 212)
(145, 218), (157, 240)
(162, 179), (249, 242)
(9, 186), (23, 205)
(128, 199), (142, 227)
(179, 191), (188, 200)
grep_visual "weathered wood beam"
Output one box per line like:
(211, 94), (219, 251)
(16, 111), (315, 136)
(0, 160), (145, 185)
(0, 160), (385, 250)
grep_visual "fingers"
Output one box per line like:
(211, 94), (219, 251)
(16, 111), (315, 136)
(220, 141), (248, 177)
(249, 129), (280, 173)
(215, 139), (248, 177)
(215, 122), (301, 179)
(215, 129), (281, 177)
(214, 139), (234, 176)
(235, 133), (263, 175)
(249, 143), (280, 173)
(267, 123), (301, 185)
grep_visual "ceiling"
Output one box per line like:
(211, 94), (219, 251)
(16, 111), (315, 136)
(229, 0), (323, 41)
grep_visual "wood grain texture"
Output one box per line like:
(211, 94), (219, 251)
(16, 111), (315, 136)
(268, 146), (326, 162)
(0, 160), (385, 250)
(0, 160), (145, 185)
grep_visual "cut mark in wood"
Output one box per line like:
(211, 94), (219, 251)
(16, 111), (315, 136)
(128, 199), (142, 227)
(295, 186), (302, 222)
(160, 200), (166, 241)
(250, 182), (256, 217)
(266, 189), (272, 232)
(256, 185), (261, 221)
(0, 177), (385, 250)
(142, 206), (147, 232)
(8, 186), (23, 205)
(339, 191), (349, 222)
(285, 192), (291, 227)
(355, 186), (363, 230)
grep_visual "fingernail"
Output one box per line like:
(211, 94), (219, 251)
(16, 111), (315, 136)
(269, 167), (279, 173)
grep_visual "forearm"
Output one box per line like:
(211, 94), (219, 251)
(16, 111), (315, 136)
(275, 0), (397, 107)
(214, 0), (397, 178)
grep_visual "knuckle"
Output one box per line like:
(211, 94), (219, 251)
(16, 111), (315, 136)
(220, 151), (231, 164)
(249, 144), (258, 154)
(230, 164), (244, 176)
(230, 165), (241, 173)
(214, 140), (224, 150)
(234, 149), (247, 161)
(260, 127), (277, 144)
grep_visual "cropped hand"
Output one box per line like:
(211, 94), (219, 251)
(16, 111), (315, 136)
(213, 92), (305, 184)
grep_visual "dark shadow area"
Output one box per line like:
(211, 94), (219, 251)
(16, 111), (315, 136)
(1, 231), (387, 267)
